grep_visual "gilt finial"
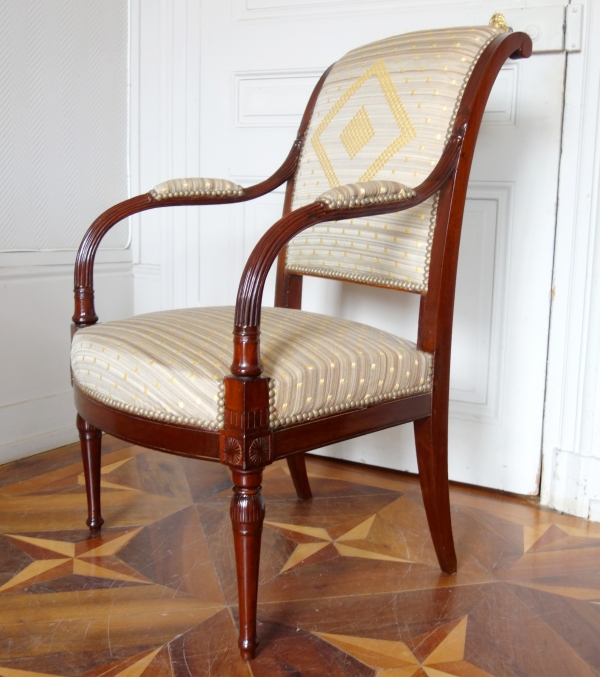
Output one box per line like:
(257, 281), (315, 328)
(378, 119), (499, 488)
(489, 12), (509, 32)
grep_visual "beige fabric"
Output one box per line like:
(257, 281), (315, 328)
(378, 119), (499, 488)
(150, 178), (244, 200)
(71, 307), (432, 429)
(287, 25), (502, 291)
(318, 180), (415, 208)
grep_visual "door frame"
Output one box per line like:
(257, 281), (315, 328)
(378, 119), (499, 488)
(541, 0), (600, 520)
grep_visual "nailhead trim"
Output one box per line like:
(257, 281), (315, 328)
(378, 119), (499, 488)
(77, 382), (221, 430)
(445, 33), (498, 145)
(78, 361), (433, 433)
(150, 178), (244, 201)
(269, 360), (433, 429)
(318, 181), (416, 209)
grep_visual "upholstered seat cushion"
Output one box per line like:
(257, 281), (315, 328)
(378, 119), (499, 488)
(71, 307), (432, 430)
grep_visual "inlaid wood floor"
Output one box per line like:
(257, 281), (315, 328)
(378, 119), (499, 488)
(1, 437), (599, 676)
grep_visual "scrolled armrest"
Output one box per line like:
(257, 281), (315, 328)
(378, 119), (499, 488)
(318, 180), (415, 209)
(150, 177), (244, 201)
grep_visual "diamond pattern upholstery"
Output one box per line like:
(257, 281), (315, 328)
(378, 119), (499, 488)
(286, 25), (502, 291)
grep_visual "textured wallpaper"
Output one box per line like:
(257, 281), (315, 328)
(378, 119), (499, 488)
(0, 0), (128, 251)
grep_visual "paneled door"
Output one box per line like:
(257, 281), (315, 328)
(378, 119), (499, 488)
(197, 1), (568, 494)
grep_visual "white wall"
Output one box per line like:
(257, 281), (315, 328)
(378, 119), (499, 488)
(0, 1), (133, 463)
(132, 0), (600, 517)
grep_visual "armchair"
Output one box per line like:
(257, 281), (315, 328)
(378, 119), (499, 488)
(71, 21), (532, 660)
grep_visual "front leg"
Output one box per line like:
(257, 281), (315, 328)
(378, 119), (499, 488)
(230, 469), (265, 660)
(220, 375), (273, 659)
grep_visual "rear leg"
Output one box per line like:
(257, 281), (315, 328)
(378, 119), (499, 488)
(77, 414), (104, 533)
(413, 409), (457, 574)
(286, 453), (312, 500)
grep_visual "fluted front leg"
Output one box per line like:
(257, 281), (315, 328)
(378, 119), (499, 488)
(77, 414), (104, 533)
(230, 469), (265, 660)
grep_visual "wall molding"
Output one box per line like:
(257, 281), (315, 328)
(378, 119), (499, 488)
(235, 0), (569, 23)
(231, 62), (518, 130)
(450, 182), (514, 425)
(129, 0), (202, 315)
(233, 69), (322, 128)
(234, 0), (527, 22)
(0, 249), (132, 269)
(482, 63), (519, 127)
(0, 261), (131, 284)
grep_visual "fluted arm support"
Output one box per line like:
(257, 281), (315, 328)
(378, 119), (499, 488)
(230, 125), (466, 377)
(72, 161), (298, 328)
(71, 66), (334, 331)
(71, 151), (299, 329)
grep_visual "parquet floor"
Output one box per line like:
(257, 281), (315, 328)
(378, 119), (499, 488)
(1, 437), (599, 676)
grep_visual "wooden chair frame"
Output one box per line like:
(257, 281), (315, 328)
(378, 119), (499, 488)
(72, 30), (532, 660)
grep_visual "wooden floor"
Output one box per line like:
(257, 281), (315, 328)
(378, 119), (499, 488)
(1, 437), (599, 676)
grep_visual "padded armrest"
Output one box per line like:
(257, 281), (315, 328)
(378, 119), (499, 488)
(317, 180), (415, 209)
(150, 177), (244, 200)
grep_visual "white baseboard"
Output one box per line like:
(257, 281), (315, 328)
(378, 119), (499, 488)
(542, 447), (600, 522)
(0, 426), (79, 466)
(0, 390), (79, 465)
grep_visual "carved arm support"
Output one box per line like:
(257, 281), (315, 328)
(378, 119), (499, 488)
(72, 147), (300, 330)
(230, 126), (466, 377)
(72, 67), (334, 331)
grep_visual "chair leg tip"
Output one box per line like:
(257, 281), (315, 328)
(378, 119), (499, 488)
(87, 517), (104, 533)
(239, 639), (258, 661)
(440, 553), (457, 575)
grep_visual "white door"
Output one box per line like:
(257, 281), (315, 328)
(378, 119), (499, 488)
(197, 1), (568, 494)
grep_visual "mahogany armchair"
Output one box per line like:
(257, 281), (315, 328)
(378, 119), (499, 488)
(71, 21), (532, 660)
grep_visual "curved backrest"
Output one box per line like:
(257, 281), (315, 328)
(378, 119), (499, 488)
(285, 25), (504, 293)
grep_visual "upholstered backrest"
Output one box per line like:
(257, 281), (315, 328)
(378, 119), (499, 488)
(286, 25), (502, 293)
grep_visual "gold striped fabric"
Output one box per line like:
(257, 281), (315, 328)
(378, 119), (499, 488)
(287, 25), (502, 292)
(150, 178), (244, 200)
(318, 180), (415, 208)
(71, 307), (432, 430)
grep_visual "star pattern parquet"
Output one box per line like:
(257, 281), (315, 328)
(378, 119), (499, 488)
(1, 436), (600, 676)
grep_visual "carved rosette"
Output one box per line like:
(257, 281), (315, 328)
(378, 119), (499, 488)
(222, 437), (243, 466)
(219, 375), (274, 470)
(220, 433), (273, 469)
(248, 436), (271, 466)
